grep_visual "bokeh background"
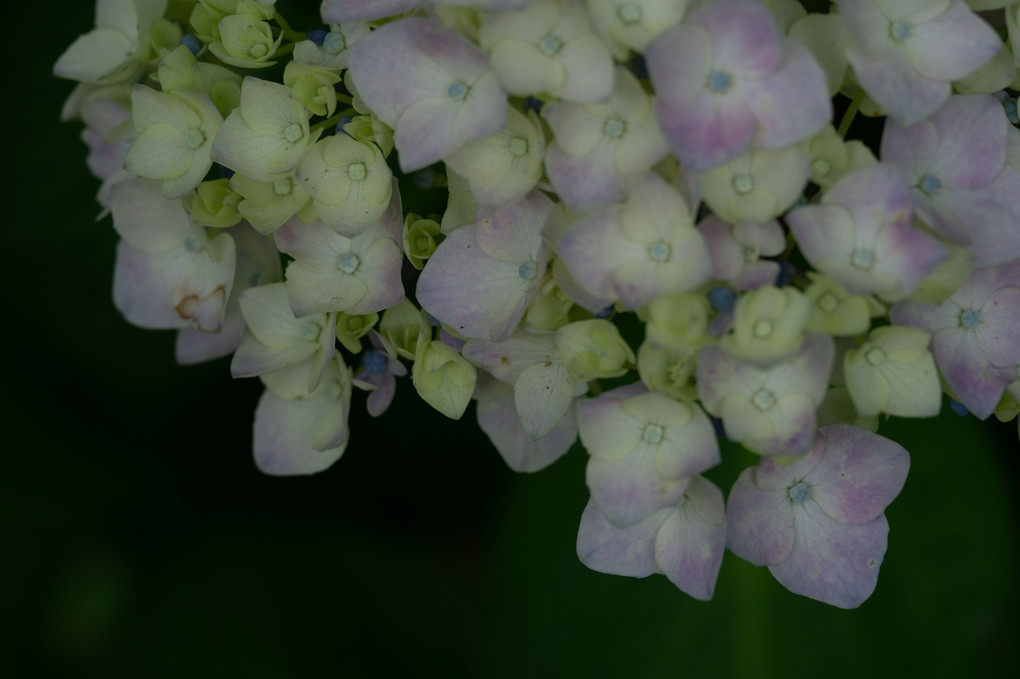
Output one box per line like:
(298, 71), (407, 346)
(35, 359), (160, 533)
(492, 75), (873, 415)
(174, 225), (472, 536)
(8, 1), (1018, 677)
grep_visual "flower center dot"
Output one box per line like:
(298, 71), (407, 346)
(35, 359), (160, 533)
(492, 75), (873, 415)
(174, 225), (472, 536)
(338, 253), (360, 273)
(741, 245), (758, 262)
(919, 174), (942, 195)
(185, 128), (205, 149)
(752, 320), (773, 338)
(817, 293), (838, 312)
(890, 20), (910, 42)
(811, 159), (830, 176)
(539, 35), (562, 56)
(647, 241), (670, 262)
(273, 177), (292, 196)
(618, 2), (641, 24)
(642, 424), (663, 444)
(603, 117), (626, 139)
(789, 481), (809, 503)
(751, 389), (775, 411)
(323, 32), (344, 55)
(301, 323), (320, 341)
(866, 348), (886, 366)
(284, 124), (303, 142)
(707, 70), (731, 93)
(348, 163), (366, 180)
(732, 173), (753, 194)
(850, 247), (875, 270)
(960, 309), (980, 328)
(447, 82), (468, 100)
(185, 234), (201, 252)
(518, 260), (537, 280)
(249, 43), (268, 59)
(508, 137), (528, 156)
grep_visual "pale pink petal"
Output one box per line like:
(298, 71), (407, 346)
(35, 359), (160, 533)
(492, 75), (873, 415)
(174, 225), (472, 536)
(576, 500), (666, 577)
(769, 503), (888, 609)
(691, 0), (781, 78)
(655, 94), (756, 171)
(933, 327), (1011, 419)
(586, 449), (691, 528)
(845, 47), (950, 125)
(645, 24), (713, 108)
(725, 466), (796, 566)
(802, 425), (910, 525)
(906, 1), (1001, 81)
(477, 384), (577, 472)
(654, 476), (726, 601)
(742, 41), (831, 149)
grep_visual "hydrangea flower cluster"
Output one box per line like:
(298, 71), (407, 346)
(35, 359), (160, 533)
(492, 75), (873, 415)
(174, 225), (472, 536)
(57, 0), (1020, 608)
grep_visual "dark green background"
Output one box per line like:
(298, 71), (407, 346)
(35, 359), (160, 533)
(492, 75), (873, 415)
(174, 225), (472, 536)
(8, 2), (1017, 676)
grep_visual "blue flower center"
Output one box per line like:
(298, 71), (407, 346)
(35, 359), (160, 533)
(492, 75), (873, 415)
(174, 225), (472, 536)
(447, 82), (468, 100)
(603, 117), (626, 139)
(919, 174), (942, 195)
(890, 20), (910, 42)
(850, 247), (875, 270)
(518, 260), (537, 280)
(960, 309), (980, 329)
(642, 424), (663, 444)
(751, 389), (775, 411)
(363, 349), (387, 374)
(707, 70), (731, 93)
(647, 241), (670, 262)
(539, 35), (562, 56)
(789, 481), (810, 504)
(338, 253), (360, 274)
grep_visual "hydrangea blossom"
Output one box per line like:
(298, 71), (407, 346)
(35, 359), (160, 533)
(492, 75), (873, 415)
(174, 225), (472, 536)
(478, 0), (614, 103)
(57, 0), (1019, 612)
(577, 386), (720, 526)
(110, 179), (235, 333)
(646, 0), (831, 170)
(543, 67), (669, 210)
(786, 164), (947, 301)
(880, 94), (1020, 266)
(838, 0), (1002, 124)
(891, 259), (1020, 419)
(727, 424), (910, 608)
(417, 190), (554, 341)
(347, 16), (507, 172)
(556, 174), (711, 309)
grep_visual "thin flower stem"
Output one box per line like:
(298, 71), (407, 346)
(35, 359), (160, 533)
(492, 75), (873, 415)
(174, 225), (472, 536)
(837, 90), (864, 138)
(274, 14), (307, 42)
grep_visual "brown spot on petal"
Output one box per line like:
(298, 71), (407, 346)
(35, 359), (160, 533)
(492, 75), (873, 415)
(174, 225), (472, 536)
(176, 286), (227, 332)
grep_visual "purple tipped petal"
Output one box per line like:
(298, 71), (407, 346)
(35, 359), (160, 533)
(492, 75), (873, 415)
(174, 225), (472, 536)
(654, 476), (726, 601)
(576, 500), (666, 577)
(933, 327), (1012, 419)
(803, 425), (910, 525)
(691, 0), (781, 78)
(725, 466), (796, 566)
(655, 94), (756, 172)
(769, 503), (888, 609)
(586, 449), (691, 528)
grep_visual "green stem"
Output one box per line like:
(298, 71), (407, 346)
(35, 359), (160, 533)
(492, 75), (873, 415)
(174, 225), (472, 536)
(274, 42), (295, 58)
(837, 90), (864, 138)
(274, 14), (306, 42)
(310, 107), (356, 134)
